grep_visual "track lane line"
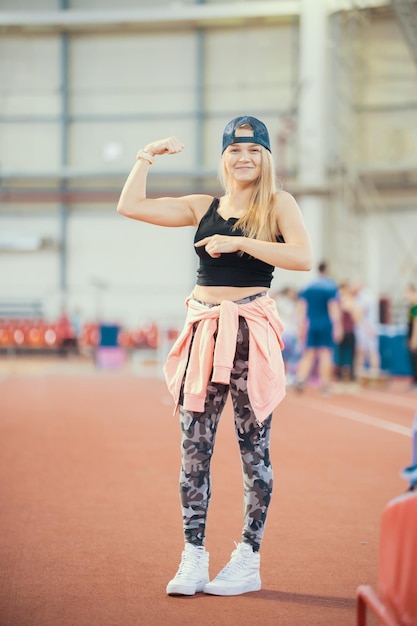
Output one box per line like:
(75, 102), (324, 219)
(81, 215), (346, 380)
(358, 389), (417, 410)
(294, 398), (413, 437)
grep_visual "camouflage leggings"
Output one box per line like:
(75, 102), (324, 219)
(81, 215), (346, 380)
(179, 316), (273, 552)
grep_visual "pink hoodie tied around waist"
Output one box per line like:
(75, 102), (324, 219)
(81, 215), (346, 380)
(163, 294), (287, 424)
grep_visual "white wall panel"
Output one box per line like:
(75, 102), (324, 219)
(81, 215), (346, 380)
(370, 210), (417, 297)
(360, 19), (417, 105)
(0, 0), (58, 8)
(205, 25), (297, 112)
(0, 208), (198, 324)
(204, 24), (298, 171)
(355, 17), (417, 168)
(0, 37), (61, 116)
(70, 33), (197, 116)
(357, 110), (417, 167)
(0, 35), (61, 172)
(0, 251), (59, 299)
(0, 214), (60, 299)
(69, 119), (197, 171)
(0, 213), (59, 240)
(0, 122), (61, 172)
(66, 211), (197, 324)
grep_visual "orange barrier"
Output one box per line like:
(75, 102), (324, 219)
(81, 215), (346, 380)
(356, 490), (417, 626)
(0, 320), (60, 350)
(0, 319), (179, 353)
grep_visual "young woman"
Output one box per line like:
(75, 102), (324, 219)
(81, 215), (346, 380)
(117, 116), (313, 597)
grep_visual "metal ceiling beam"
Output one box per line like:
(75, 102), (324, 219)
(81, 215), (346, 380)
(0, 0), (392, 33)
(0, 1), (299, 33)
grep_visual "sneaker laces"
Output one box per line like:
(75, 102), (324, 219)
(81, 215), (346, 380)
(175, 545), (205, 576)
(215, 542), (254, 579)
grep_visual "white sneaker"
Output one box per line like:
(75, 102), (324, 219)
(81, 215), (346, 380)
(166, 543), (209, 596)
(204, 542), (261, 596)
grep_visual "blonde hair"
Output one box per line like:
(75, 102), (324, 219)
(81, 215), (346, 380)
(219, 126), (281, 242)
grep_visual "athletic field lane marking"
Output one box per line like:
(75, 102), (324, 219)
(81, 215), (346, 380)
(294, 399), (412, 437)
(359, 389), (417, 410)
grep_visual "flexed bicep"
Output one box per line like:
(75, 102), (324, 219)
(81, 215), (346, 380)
(117, 132), (214, 227)
(119, 195), (203, 227)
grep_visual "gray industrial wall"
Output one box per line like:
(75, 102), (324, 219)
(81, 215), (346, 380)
(0, 0), (416, 329)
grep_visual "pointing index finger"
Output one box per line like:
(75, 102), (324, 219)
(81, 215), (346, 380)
(194, 237), (210, 247)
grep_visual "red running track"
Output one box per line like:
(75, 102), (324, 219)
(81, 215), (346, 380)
(0, 362), (415, 626)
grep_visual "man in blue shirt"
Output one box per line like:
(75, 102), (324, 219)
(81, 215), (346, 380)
(295, 261), (342, 395)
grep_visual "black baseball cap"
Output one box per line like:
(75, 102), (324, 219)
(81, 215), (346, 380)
(222, 115), (271, 153)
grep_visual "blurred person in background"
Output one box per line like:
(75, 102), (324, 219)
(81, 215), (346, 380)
(294, 261), (342, 396)
(273, 286), (302, 385)
(117, 116), (312, 597)
(56, 306), (77, 357)
(334, 281), (360, 387)
(351, 280), (381, 378)
(405, 283), (417, 392)
(71, 307), (83, 344)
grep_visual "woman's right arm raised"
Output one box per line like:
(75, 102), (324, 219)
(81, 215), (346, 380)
(117, 136), (207, 227)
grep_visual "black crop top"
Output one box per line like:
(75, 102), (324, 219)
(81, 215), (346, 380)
(194, 198), (284, 288)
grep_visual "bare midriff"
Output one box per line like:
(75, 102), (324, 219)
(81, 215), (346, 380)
(192, 285), (267, 304)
